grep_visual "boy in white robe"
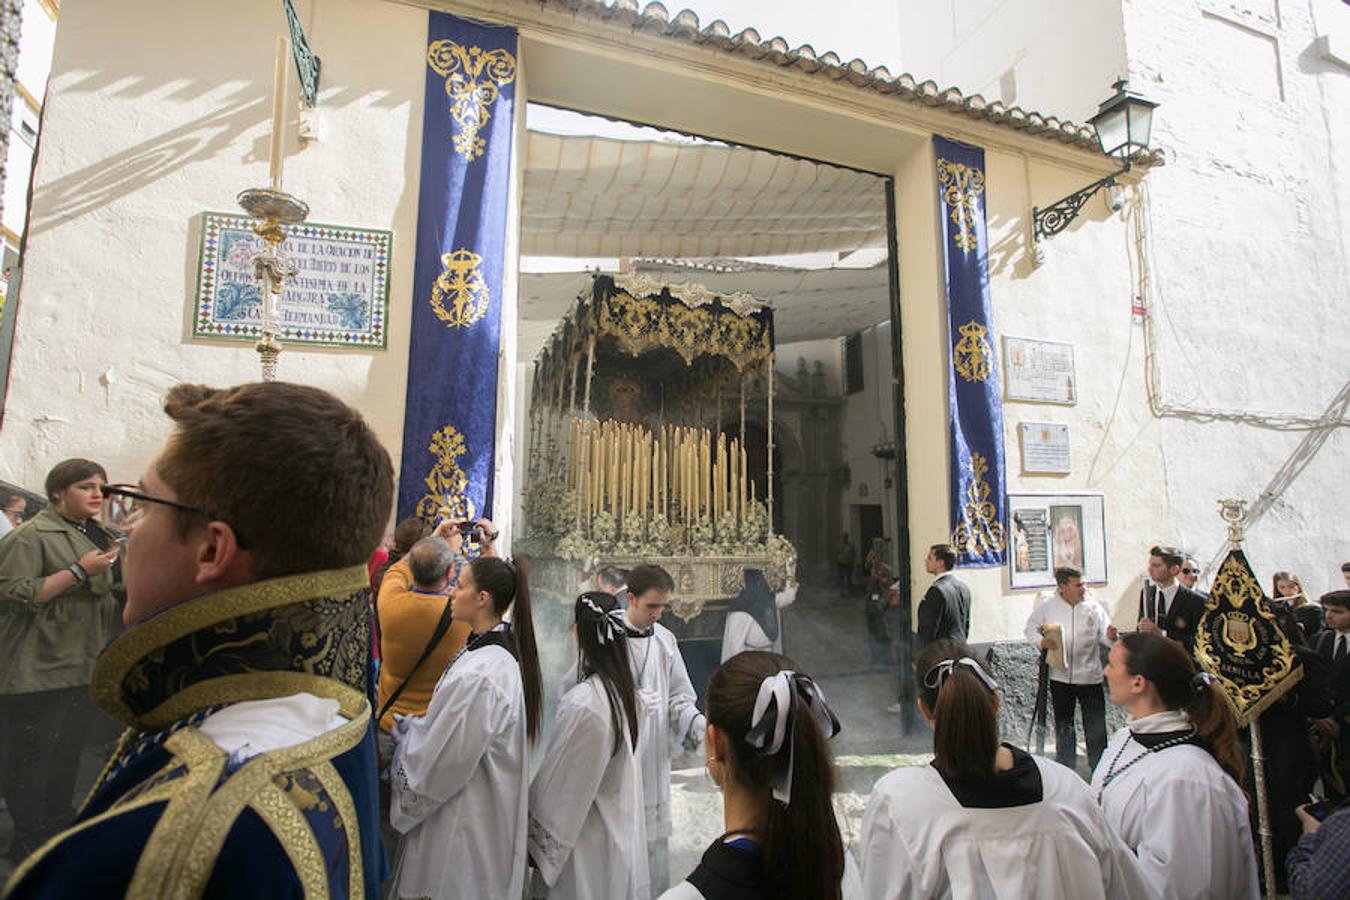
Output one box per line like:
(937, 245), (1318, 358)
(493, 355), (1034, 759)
(557, 564), (704, 893)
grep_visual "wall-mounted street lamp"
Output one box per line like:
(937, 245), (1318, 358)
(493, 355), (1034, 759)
(1032, 79), (1157, 242)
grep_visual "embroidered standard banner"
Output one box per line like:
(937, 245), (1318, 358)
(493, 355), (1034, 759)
(934, 135), (1006, 566)
(397, 12), (518, 522)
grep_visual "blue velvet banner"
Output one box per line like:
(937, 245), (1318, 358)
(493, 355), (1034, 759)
(397, 12), (518, 523)
(934, 135), (1006, 567)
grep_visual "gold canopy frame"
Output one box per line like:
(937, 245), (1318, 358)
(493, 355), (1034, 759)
(523, 273), (792, 618)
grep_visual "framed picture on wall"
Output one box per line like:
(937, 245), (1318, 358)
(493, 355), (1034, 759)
(1008, 493), (1107, 589)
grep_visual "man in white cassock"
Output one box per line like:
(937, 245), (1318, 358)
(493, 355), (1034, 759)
(558, 563), (704, 894)
(529, 594), (649, 899)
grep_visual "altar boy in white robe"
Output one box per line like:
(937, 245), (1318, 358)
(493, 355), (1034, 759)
(529, 592), (649, 899)
(557, 563), (704, 893)
(387, 557), (544, 900)
(1092, 632), (1259, 900)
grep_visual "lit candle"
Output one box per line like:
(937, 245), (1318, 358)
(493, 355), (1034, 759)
(268, 35), (289, 191)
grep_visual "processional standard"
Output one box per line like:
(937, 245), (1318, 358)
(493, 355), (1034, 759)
(521, 273), (795, 619)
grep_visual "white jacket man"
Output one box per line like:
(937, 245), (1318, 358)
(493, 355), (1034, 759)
(1024, 568), (1112, 770)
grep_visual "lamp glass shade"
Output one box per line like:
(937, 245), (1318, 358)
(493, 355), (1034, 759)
(1092, 103), (1129, 157)
(1089, 82), (1157, 159)
(1126, 103), (1154, 152)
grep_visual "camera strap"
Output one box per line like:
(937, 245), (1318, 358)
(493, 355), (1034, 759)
(377, 595), (456, 726)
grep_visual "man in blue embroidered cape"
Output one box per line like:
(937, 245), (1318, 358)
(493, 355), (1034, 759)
(4, 382), (393, 898)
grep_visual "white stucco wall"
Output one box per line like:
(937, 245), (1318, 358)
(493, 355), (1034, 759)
(1118, 0), (1350, 596)
(1, 0), (428, 502)
(897, 0), (1127, 120)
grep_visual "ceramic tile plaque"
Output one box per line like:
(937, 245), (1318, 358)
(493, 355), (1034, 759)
(193, 213), (391, 348)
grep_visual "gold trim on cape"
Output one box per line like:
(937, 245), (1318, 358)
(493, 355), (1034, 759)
(91, 566), (369, 731)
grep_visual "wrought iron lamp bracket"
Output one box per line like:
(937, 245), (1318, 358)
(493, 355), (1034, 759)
(1032, 163), (1129, 242)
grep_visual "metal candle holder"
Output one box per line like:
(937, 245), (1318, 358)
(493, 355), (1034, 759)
(237, 187), (309, 381)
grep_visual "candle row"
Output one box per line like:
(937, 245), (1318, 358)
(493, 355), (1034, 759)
(567, 418), (755, 527)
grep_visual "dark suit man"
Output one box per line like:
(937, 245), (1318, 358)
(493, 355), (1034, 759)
(1313, 591), (1350, 798)
(917, 543), (971, 647)
(1136, 544), (1207, 657)
(888, 543), (971, 714)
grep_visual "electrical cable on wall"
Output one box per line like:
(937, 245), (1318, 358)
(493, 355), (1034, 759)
(1128, 180), (1349, 579)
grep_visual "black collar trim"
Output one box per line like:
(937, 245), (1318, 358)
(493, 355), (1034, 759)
(467, 626), (516, 658)
(935, 743), (1044, 808)
(1131, 729), (1202, 750)
(686, 838), (764, 896)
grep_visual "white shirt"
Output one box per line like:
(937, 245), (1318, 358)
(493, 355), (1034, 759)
(198, 693), (347, 761)
(388, 642), (529, 900)
(528, 677), (650, 900)
(1090, 713), (1259, 900)
(860, 753), (1153, 900)
(1143, 580), (1180, 619)
(1023, 591), (1112, 685)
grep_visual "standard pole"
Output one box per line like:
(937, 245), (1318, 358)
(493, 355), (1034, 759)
(1250, 718), (1277, 899)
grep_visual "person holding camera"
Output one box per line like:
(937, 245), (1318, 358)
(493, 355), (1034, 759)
(375, 515), (498, 612)
(0, 458), (121, 862)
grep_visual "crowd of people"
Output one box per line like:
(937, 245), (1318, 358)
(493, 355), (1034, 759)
(0, 379), (1347, 898)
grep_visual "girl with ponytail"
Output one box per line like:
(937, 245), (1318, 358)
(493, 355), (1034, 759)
(1092, 632), (1259, 899)
(528, 592), (648, 898)
(661, 651), (860, 900)
(387, 555), (541, 900)
(860, 640), (1150, 900)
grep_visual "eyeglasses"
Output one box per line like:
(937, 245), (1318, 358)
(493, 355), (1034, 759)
(101, 484), (206, 516)
(1181, 568), (1199, 575)
(100, 484), (251, 549)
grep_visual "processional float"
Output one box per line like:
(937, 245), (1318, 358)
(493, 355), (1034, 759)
(521, 273), (796, 619)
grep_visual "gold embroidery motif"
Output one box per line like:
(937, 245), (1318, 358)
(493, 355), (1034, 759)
(952, 321), (992, 383)
(937, 159), (985, 253)
(312, 760), (364, 900)
(427, 40), (517, 161)
(950, 452), (1006, 557)
(4, 762), (189, 894)
(138, 693), (370, 898)
(417, 424), (478, 525)
(251, 779), (332, 898)
(92, 567), (370, 731)
(430, 249), (491, 329)
(1195, 553), (1301, 725)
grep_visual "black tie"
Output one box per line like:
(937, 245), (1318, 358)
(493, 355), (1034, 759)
(1337, 635), (1347, 662)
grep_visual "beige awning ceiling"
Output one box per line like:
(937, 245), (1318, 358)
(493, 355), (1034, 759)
(522, 131), (888, 259)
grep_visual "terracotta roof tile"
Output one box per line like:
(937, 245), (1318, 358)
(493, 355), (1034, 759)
(530, 0), (1164, 164)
